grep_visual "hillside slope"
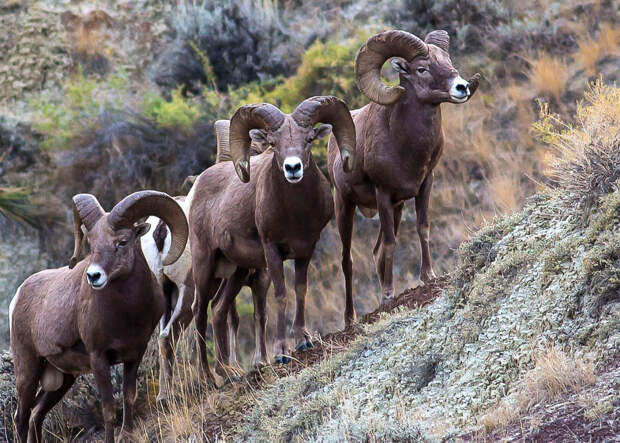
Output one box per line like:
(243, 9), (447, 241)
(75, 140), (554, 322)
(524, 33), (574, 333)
(209, 83), (619, 441)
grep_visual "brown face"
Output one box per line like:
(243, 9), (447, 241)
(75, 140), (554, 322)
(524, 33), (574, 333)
(250, 117), (332, 183)
(83, 218), (150, 290)
(391, 45), (471, 105)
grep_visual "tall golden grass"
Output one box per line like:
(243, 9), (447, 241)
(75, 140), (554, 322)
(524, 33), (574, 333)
(527, 54), (568, 102)
(480, 347), (595, 433)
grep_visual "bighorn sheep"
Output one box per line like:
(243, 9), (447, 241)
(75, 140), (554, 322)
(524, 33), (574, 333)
(140, 193), (196, 402)
(140, 128), (271, 394)
(189, 96), (356, 382)
(10, 191), (188, 443)
(328, 30), (480, 325)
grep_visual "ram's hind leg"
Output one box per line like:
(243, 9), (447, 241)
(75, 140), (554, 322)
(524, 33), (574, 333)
(373, 201), (404, 294)
(28, 373), (75, 443)
(375, 189), (398, 304)
(415, 173), (436, 283)
(13, 351), (43, 443)
(212, 268), (248, 381)
(191, 246), (220, 387)
(157, 280), (177, 403)
(335, 189), (357, 327)
(227, 299), (241, 371)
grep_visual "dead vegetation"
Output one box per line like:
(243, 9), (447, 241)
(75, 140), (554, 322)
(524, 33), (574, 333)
(135, 278), (446, 442)
(480, 347), (596, 433)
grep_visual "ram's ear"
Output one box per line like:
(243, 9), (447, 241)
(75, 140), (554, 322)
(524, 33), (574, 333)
(249, 129), (269, 144)
(390, 57), (409, 74)
(134, 222), (151, 238)
(314, 124), (332, 140)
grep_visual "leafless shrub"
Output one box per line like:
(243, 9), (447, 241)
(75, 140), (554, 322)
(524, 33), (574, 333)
(534, 81), (620, 207)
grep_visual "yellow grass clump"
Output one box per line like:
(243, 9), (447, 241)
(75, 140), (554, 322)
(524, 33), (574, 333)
(480, 347), (595, 432)
(527, 54), (568, 102)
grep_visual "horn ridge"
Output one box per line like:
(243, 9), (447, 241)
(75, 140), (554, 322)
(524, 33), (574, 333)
(355, 30), (428, 105)
(108, 191), (188, 266)
(229, 103), (285, 182)
(292, 96), (357, 172)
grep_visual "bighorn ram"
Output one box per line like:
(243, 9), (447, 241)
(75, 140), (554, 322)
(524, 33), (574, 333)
(328, 30), (480, 325)
(141, 129), (271, 394)
(190, 96), (355, 382)
(140, 193), (197, 402)
(10, 191), (188, 443)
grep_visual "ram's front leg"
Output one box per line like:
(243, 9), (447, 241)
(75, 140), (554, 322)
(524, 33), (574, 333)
(292, 257), (313, 351)
(251, 269), (270, 368)
(264, 242), (290, 364)
(90, 352), (116, 443)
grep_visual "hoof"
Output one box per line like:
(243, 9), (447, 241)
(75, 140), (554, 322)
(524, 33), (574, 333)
(253, 360), (267, 369)
(295, 340), (314, 352)
(220, 375), (241, 387)
(274, 355), (291, 364)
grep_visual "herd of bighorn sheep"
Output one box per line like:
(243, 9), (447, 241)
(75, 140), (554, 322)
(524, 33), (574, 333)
(8, 29), (479, 442)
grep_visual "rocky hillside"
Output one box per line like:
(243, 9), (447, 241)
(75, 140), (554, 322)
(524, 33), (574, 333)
(139, 82), (618, 441)
(0, 1), (618, 441)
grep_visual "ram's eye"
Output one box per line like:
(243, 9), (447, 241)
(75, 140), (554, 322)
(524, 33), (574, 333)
(417, 67), (427, 74)
(118, 240), (128, 247)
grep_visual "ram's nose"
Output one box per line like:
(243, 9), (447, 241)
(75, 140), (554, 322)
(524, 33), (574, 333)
(449, 76), (470, 102)
(283, 156), (303, 183)
(86, 264), (108, 289)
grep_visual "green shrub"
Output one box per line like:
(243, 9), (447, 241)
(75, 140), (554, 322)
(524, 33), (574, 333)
(141, 88), (201, 131)
(30, 68), (131, 151)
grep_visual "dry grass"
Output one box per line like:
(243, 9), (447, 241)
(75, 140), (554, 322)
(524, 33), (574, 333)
(599, 23), (620, 56)
(527, 54), (569, 102)
(574, 23), (619, 77)
(62, 10), (113, 56)
(480, 347), (595, 433)
(534, 81), (620, 206)
(575, 36), (604, 77)
(136, 328), (220, 442)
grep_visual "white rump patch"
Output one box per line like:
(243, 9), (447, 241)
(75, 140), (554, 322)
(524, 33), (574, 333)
(8, 283), (23, 335)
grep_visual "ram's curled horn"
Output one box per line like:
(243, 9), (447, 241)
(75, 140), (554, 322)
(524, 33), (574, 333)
(214, 119), (232, 163)
(467, 72), (482, 99)
(229, 103), (285, 183)
(355, 30), (428, 105)
(425, 30), (450, 52)
(69, 206), (84, 269)
(292, 96), (357, 172)
(70, 194), (105, 269)
(108, 191), (188, 266)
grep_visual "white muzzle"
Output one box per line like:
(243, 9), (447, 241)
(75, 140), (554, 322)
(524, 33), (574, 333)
(86, 264), (108, 290)
(283, 156), (303, 183)
(449, 76), (470, 102)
